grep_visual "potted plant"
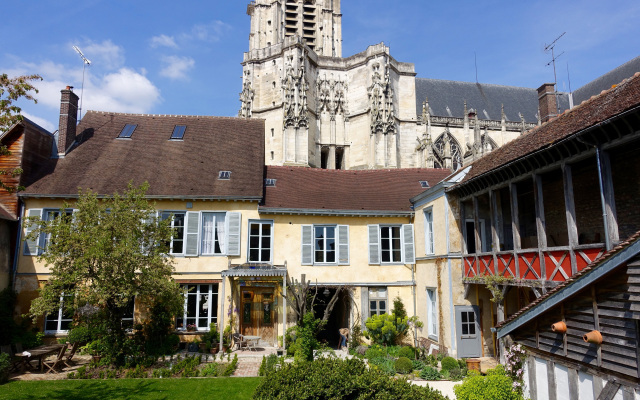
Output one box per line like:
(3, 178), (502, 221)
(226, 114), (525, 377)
(186, 323), (197, 332)
(201, 323), (220, 354)
(84, 339), (106, 363)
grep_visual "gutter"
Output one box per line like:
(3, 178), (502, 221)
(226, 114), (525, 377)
(259, 207), (413, 217)
(18, 194), (263, 202)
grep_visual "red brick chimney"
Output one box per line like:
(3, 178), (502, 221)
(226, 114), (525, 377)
(537, 83), (558, 123)
(58, 86), (79, 156)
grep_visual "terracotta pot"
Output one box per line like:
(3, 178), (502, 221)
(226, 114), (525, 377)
(551, 321), (567, 334)
(466, 358), (481, 372)
(583, 330), (603, 345)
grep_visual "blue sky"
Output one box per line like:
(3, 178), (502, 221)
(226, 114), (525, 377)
(2, 0), (639, 132)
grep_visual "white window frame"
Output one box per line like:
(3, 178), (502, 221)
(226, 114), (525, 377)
(302, 224), (349, 266)
(380, 225), (403, 263)
(201, 212), (227, 256)
(368, 287), (388, 317)
(177, 284), (219, 331)
(44, 294), (73, 334)
(314, 225), (337, 264)
(161, 211), (187, 255)
(40, 208), (74, 254)
(426, 288), (438, 339)
(247, 220), (273, 263)
(368, 224), (415, 265)
(424, 209), (434, 255)
(121, 297), (136, 331)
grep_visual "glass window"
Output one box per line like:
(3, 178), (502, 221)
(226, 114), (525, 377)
(424, 210), (434, 255)
(380, 226), (402, 263)
(426, 289), (437, 337)
(118, 124), (137, 138)
(161, 212), (186, 255)
(368, 287), (388, 317)
(314, 226), (336, 263)
(41, 209), (73, 253)
(248, 220), (272, 263)
(44, 294), (73, 334)
(201, 212), (226, 255)
(121, 297), (135, 331)
(170, 125), (186, 140)
(177, 284), (219, 331)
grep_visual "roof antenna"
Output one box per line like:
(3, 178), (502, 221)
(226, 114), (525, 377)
(72, 46), (92, 122)
(544, 32), (565, 115)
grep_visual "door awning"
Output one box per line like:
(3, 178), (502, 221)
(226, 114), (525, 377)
(222, 263), (287, 278)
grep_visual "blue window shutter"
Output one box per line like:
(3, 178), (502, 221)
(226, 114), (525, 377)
(301, 225), (313, 265)
(185, 211), (200, 257)
(402, 224), (415, 264)
(338, 225), (349, 265)
(368, 225), (380, 265)
(23, 209), (43, 255)
(226, 212), (242, 256)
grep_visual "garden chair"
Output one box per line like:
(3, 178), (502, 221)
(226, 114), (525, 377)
(64, 342), (80, 368)
(1, 344), (23, 372)
(232, 333), (248, 351)
(43, 343), (67, 374)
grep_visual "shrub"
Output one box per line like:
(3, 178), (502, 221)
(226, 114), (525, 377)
(398, 346), (415, 359)
(369, 357), (396, 376)
(458, 358), (466, 369)
(420, 366), (442, 380)
(67, 326), (91, 345)
(448, 367), (466, 381)
(364, 345), (386, 360)
(355, 345), (368, 356)
(0, 353), (10, 384)
(440, 356), (458, 372)
(365, 313), (400, 345)
(395, 357), (413, 374)
(412, 359), (425, 371)
(454, 366), (526, 400)
(259, 354), (281, 377)
(253, 357), (447, 400)
(425, 354), (438, 367)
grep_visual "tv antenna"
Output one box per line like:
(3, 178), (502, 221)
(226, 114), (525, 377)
(72, 46), (91, 121)
(544, 32), (565, 114)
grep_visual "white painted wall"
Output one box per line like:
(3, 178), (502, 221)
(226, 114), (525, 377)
(522, 361), (531, 400)
(535, 358), (549, 400)
(554, 363), (570, 400)
(578, 371), (595, 400)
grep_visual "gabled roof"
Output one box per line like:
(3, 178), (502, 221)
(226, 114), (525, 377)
(573, 56), (640, 106)
(415, 78), (570, 123)
(21, 111), (265, 199)
(496, 230), (640, 338)
(452, 72), (640, 189)
(260, 166), (452, 215)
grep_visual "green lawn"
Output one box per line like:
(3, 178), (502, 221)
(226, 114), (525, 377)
(0, 377), (263, 400)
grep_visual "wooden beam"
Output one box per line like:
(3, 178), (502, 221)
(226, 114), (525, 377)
(527, 357), (538, 400)
(636, 319), (640, 379)
(533, 174), (548, 284)
(547, 359), (558, 400)
(510, 183), (522, 279)
(568, 368), (579, 400)
(562, 163), (579, 275)
(473, 196), (481, 254)
(490, 190), (502, 253)
(596, 381), (621, 400)
(598, 149), (620, 248)
(592, 285), (602, 367)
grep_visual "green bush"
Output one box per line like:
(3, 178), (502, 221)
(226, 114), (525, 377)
(458, 358), (466, 369)
(364, 345), (386, 360)
(67, 326), (91, 344)
(454, 366), (526, 400)
(395, 357), (413, 374)
(259, 354), (282, 377)
(201, 323), (220, 347)
(0, 353), (10, 384)
(420, 366), (442, 380)
(448, 367), (466, 381)
(424, 354), (438, 367)
(365, 313), (401, 345)
(412, 359), (425, 371)
(398, 346), (415, 359)
(440, 356), (458, 372)
(253, 357), (447, 400)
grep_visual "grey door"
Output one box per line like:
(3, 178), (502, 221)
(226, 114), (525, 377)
(455, 305), (481, 358)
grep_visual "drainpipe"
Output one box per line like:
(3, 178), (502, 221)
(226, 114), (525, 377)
(445, 193), (456, 354)
(410, 209), (418, 348)
(11, 201), (24, 290)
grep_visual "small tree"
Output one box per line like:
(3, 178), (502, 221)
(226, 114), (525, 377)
(0, 73), (42, 193)
(27, 183), (183, 365)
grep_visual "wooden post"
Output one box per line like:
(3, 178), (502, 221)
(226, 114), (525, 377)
(219, 276), (227, 352)
(547, 359), (557, 400)
(533, 174), (547, 282)
(473, 196), (481, 254)
(562, 163), (579, 275)
(510, 183), (522, 279)
(460, 199), (468, 255)
(598, 149), (620, 249)
(591, 285), (602, 367)
(490, 190), (501, 254)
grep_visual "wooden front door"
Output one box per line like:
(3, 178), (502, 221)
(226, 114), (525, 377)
(240, 288), (276, 345)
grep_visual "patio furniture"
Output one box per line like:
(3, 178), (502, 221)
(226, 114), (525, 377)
(1, 345), (22, 372)
(15, 343), (66, 372)
(43, 343), (68, 374)
(232, 333), (248, 350)
(242, 335), (261, 351)
(64, 342), (80, 368)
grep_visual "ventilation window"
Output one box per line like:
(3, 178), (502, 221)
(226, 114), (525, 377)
(420, 181), (430, 188)
(170, 125), (186, 140)
(265, 179), (276, 187)
(118, 124), (137, 139)
(219, 171), (231, 180)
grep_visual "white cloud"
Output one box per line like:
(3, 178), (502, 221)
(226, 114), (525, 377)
(159, 56), (195, 80)
(20, 112), (55, 132)
(182, 20), (231, 43)
(86, 68), (162, 113)
(76, 40), (125, 70)
(150, 34), (178, 49)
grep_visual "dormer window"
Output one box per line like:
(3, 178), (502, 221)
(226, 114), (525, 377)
(219, 171), (231, 180)
(170, 125), (186, 140)
(420, 181), (430, 188)
(118, 124), (137, 139)
(265, 179), (276, 187)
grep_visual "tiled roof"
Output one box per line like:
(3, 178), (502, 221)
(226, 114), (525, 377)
(415, 78), (570, 123)
(261, 166), (452, 213)
(456, 72), (640, 187)
(496, 230), (640, 331)
(22, 111), (265, 199)
(573, 56), (640, 106)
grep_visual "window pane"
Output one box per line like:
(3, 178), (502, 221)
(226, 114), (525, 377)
(261, 250), (270, 262)
(250, 224), (260, 236)
(250, 236), (260, 248)
(187, 294), (197, 317)
(462, 312), (468, 323)
(261, 236), (270, 248)
(469, 323), (476, 335)
(370, 301), (377, 312)
(379, 301), (386, 313)
(462, 324), (469, 335)
(243, 303), (251, 324)
(326, 250), (335, 263)
(261, 224), (271, 235)
(250, 249), (259, 261)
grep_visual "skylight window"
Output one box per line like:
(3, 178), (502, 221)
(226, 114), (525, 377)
(265, 179), (276, 187)
(219, 171), (231, 180)
(420, 181), (430, 188)
(170, 125), (186, 140)
(118, 124), (137, 139)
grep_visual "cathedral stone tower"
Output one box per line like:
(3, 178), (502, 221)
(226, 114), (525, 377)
(240, 1), (540, 171)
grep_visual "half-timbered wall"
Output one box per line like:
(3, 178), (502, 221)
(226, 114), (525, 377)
(610, 144), (640, 240)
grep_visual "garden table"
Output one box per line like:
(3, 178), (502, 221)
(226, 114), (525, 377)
(16, 343), (66, 372)
(242, 335), (260, 351)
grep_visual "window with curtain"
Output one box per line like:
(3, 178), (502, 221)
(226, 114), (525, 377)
(201, 212), (226, 255)
(424, 210), (434, 255)
(177, 284), (219, 330)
